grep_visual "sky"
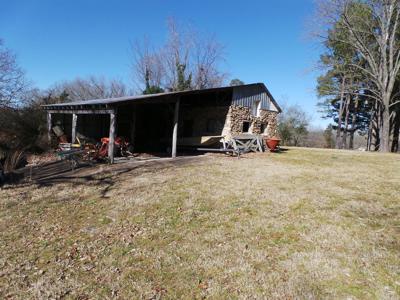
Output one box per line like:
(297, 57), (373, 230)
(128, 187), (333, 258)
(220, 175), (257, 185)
(0, 0), (329, 128)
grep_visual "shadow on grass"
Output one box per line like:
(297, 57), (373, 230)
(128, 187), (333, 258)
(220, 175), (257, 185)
(2, 156), (204, 199)
(267, 147), (289, 154)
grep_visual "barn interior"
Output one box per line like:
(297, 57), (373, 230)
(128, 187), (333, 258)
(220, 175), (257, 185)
(48, 88), (233, 156)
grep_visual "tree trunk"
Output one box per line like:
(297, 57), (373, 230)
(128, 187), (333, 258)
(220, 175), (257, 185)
(380, 110), (390, 152)
(342, 93), (351, 149)
(391, 108), (400, 152)
(371, 101), (381, 151)
(367, 102), (374, 151)
(380, 93), (391, 152)
(366, 122), (372, 151)
(349, 129), (354, 150)
(349, 95), (359, 150)
(336, 76), (346, 149)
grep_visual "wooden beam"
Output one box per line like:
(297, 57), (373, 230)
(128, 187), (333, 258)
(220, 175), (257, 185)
(71, 113), (77, 143)
(172, 99), (180, 158)
(45, 109), (114, 115)
(108, 110), (116, 164)
(47, 112), (52, 144)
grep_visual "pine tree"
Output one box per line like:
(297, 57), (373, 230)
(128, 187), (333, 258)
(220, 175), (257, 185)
(142, 68), (164, 95)
(323, 125), (335, 148)
(175, 63), (192, 91)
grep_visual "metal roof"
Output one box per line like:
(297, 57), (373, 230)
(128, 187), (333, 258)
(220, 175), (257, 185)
(42, 83), (282, 112)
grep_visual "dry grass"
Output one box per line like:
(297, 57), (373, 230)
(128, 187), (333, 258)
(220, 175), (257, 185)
(0, 148), (399, 299)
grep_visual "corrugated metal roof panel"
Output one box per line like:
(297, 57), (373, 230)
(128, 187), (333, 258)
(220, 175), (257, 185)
(42, 83), (282, 112)
(232, 85), (278, 112)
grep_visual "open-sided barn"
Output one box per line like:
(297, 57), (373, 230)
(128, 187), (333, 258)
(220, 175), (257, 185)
(42, 83), (281, 162)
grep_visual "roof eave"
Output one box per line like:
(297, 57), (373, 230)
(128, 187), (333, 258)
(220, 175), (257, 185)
(259, 83), (282, 113)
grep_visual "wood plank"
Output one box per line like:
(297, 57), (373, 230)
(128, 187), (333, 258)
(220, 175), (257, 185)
(71, 113), (77, 143)
(46, 109), (114, 114)
(256, 136), (263, 152)
(47, 112), (52, 144)
(108, 111), (116, 164)
(172, 99), (180, 158)
(177, 136), (223, 147)
(196, 148), (235, 152)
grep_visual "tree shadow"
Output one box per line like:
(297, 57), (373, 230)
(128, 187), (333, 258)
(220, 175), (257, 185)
(2, 156), (204, 200)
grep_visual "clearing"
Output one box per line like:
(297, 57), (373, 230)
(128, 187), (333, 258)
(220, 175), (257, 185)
(0, 148), (399, 299)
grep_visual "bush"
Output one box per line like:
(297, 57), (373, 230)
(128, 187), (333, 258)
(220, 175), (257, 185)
(0, 105), (47, 172)
(278, 105), (310, 146)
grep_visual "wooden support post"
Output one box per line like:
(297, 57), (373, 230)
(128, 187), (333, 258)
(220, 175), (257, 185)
(108, 110), (116, 164)
(47, 112), (52, 144)
(71, 113), (77, 143)
(172, 99), (180, 158)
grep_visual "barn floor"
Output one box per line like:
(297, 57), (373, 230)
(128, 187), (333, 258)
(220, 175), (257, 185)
(0, 148), (399, 299)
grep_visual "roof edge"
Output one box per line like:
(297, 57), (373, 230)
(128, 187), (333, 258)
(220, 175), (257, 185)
(41, 82), (282, 112)
(258, 83), (282, 113)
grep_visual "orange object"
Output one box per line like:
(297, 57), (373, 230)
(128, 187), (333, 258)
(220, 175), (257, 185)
(98, 137), (129, 157)
(265, 137), (280, 152)
(58, 135), (68, 143)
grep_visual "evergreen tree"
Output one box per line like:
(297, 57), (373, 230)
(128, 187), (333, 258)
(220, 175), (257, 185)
(142, 68), (164, 95)
(316, 9), (373, 150)
(229, 79), (244, 86)
(316, 0), (400, 152)
(323, 125), (335, 148)
(175, 63), (192, 91)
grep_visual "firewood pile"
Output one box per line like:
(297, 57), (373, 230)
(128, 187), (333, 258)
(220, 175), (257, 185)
(229, 105), (252, 134)
(228, 105), (278, 136)
(259, 110), (279, 137)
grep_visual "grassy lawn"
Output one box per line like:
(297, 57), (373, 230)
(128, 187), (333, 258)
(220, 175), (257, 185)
(0, 148), (399, 299)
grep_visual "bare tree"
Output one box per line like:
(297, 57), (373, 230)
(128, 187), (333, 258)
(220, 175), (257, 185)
(51, 76), (128, 101)
(163, 18), (192, 91)
(192, 32), (227, 89)
(131, 38), (165, 92)
(0, 39), (27, 108)
(278, 104), (310, 146)
(131, 18), (227, 93)
(316, 0), (400, 152)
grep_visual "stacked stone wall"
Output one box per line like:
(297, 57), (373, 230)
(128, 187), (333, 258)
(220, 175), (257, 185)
(225, 105), (278, 137)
